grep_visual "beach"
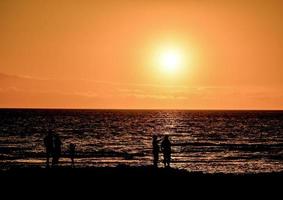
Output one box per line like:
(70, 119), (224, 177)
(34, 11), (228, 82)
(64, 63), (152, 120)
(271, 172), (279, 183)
(1, 109), (283, 174)
(2, 165), (283, 178)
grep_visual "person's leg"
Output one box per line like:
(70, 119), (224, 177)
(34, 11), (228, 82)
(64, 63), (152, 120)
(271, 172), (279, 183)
(52, 153), (58, 167)
(56, 156), (59, 165)
(165, 157), (168, 168)
(52, 156), (55, 167)
(153, 153), (157, 167)
(55, 155), (59, 165)
(168, 157), (171, 168)
(156, 154), (159, 167)
(71, 156), (74, 167)
(46, 153), (50, 168)
(165, 154), (170, 168)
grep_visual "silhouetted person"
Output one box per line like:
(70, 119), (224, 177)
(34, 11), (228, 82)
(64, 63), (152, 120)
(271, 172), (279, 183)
(69, 143), (76, 167)
(44, 131), (54, 168)
(161, 135), (171, 168)
(52, 133), (62, 167)
(152, 135), (160, 168)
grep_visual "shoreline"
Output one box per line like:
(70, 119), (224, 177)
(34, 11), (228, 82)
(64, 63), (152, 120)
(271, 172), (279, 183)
(1, 165), (283, 178)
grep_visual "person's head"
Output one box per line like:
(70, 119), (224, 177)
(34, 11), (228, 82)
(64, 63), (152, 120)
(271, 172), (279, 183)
(164, 135), (169, 140)
(153, 135), (157, 140)
(47, 130), (53, 136)
(53, 133), (59, 139)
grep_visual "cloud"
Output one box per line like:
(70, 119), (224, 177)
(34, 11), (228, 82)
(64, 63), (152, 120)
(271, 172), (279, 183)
(0, 72), (283, 109)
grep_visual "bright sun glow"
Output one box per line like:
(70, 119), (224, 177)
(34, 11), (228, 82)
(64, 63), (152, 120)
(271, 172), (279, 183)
(158, 48), (184, 74)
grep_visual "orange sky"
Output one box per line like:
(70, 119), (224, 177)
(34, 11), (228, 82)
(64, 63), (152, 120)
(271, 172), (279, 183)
(0, 0), (283, 109)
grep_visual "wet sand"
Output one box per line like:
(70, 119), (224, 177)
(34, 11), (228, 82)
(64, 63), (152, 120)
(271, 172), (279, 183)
(1, 165), (282, 179)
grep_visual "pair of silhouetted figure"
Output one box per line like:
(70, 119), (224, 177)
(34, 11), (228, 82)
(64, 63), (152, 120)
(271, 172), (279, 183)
(44, 131), (62, 168)
(152, 135), (172, 168)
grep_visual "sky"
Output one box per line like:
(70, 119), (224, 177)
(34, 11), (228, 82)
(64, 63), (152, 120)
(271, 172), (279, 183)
(0, 0), (283, 109)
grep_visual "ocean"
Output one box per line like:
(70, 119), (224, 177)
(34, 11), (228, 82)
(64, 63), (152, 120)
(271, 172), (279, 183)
(0, 109), (282, 174)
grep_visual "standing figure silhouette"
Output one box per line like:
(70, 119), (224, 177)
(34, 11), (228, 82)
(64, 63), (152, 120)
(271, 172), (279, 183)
(44, 131), (54, 168)
(52, 133), (62, 167)
(152, 135), (160, 168)
(161, 135), (172, 168)
(69, 143), (76, 168)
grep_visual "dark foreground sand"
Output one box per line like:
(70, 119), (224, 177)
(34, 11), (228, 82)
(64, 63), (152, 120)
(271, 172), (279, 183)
(1, 166), (282, 195)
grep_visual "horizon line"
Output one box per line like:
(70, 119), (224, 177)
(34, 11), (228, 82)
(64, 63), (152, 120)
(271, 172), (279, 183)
(0, 107), (283, 111)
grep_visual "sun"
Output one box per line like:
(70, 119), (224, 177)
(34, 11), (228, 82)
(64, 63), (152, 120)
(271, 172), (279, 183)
(158, 48), (183, 74)
(149, 42), (192, 80)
